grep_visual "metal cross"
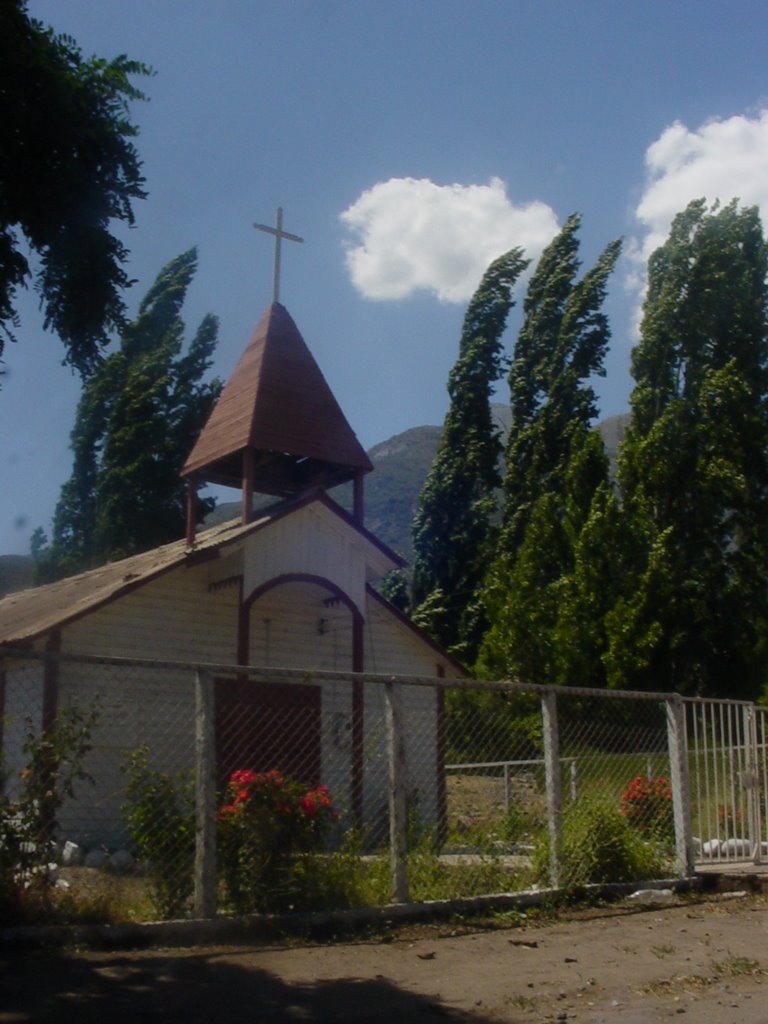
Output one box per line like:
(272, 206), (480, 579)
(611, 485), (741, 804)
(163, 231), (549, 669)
(253, 207), (304, 304)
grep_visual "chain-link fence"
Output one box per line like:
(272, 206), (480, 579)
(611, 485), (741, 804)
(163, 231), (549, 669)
(1, 650), (708, 922)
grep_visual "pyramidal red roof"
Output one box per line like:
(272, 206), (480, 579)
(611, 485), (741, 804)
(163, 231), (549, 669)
(182, 303), (372, 493)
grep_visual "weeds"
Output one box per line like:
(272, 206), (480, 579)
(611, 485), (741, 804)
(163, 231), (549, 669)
(534, 796), (671, 887)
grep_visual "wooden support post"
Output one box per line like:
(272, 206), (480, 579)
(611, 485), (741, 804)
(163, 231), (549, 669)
(541, 689), (562, 889)
(194, 669), (217, 918)
(241, 447), (255, 525)
(186, 476), (198, 547)
(385, 678), (409, 904)
(666, 696), (695, 878)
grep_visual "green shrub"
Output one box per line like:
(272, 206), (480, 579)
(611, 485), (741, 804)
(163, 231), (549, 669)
(534, 796), (669, 888)
(122, 748), (195, 919)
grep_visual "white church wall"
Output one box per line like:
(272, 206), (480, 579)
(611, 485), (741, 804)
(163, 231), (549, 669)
(243, 505), (368, 612)
(361, 596), (456, 837)
(247, 581), (355, 671)
(0, 657), (44, 801)
(61, 561), (240, 663)
(55, 660), (196, 848)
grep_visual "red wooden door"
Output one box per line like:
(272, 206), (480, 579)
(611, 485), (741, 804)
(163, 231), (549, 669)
(215, 679), (322, 790)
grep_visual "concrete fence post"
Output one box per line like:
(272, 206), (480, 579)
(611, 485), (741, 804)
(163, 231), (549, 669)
(666, 696), (695, 878)
(194, 669), (217, 918)
(384, 678), (409, 903)
(541, 689), (562, 889)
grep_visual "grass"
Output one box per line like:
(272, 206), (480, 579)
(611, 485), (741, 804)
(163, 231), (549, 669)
(1, 874), (153, 926)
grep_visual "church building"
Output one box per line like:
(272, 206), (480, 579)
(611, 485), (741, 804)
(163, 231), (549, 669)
(0, 219), (464, 845)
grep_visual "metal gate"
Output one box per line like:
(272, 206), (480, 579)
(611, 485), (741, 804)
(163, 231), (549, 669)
(685, 699), (768, 865)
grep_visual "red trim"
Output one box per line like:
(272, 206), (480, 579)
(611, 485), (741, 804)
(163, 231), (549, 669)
(365, 585), (469, 676)
(243, 572), (363, 620)
(42, 630), (60, 733)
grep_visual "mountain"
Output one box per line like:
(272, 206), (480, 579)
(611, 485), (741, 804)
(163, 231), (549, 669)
(0, 554), (34, 598)
(352, 407), (629, 560)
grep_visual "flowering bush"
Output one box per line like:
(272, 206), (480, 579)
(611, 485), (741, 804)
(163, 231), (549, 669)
(217, 769), (338, 913)
(620, 774), (674, 840)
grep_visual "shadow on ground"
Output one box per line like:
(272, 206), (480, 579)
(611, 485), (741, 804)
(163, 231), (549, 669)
(0, 947), (497, 1023)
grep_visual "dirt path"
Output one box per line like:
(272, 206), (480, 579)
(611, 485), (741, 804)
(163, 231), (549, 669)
(2, 893), (767, 1022)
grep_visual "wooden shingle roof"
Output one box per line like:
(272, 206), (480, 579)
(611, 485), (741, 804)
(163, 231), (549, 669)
(182, 303), (372, 495)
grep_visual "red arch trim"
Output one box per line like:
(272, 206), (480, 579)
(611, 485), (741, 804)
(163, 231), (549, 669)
(242, 572), (362, 621)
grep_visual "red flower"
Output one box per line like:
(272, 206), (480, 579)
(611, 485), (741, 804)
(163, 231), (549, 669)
(301, 792), (317, 816)
(230, 769), (257, 788)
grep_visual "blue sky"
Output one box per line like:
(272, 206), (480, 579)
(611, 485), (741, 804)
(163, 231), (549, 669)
(3, 0), (768, 555)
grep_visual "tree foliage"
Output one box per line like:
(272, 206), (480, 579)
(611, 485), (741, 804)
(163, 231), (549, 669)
(501, 215), (622, 551)
(0, 1), (150, 375)
(410, 248), (529, 660)
(34, 249), (221, 580)
(479, 217), (621, 680)
(608, 199), (768, 698)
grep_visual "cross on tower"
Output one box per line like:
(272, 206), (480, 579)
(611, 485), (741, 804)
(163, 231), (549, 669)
(253, 207), (304, 304)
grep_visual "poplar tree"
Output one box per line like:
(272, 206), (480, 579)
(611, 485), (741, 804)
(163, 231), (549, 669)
(411, 248), (529, 659)
(35, 249), (221, 580)
(479, 216), (621, 680)
(607, 199), (768, 698)
(0, 1), (150, 374)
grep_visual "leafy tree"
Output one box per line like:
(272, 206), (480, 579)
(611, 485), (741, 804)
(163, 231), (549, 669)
(477, 425), (612, 685)
(480, 217), (621, 679)
(34, 249), (221, 580)
(0, 1), (150, 375)
(501, 215), (622, 551)
(410, 248), (529, 660)
(608, 199), (768, 698)
(377, 569), (410, 613)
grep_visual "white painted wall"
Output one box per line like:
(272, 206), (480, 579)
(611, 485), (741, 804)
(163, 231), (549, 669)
(63, 561), (240, 663)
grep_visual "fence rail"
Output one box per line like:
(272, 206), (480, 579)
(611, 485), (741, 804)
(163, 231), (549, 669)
(1, 649), (761, 923)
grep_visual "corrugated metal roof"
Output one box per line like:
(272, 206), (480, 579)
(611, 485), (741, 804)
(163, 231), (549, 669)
(0, 496), (403, 648)
(182, 303), (373, 490)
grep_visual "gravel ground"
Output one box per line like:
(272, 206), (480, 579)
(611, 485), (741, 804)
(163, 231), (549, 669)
(2, 891), (768, 1022)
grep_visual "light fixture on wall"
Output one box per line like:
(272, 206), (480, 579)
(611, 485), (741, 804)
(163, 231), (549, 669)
(317, 617), (329, 636)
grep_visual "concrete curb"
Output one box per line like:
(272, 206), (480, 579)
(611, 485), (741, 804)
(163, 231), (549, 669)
(0, 877), (701, 952)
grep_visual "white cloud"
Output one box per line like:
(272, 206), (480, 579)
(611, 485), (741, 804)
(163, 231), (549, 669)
(629, 110), (768, 297)
(340, 177), (559, 303)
